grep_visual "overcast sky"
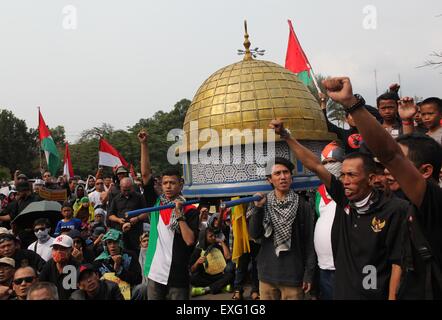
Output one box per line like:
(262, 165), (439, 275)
(0, 0), (440, 142)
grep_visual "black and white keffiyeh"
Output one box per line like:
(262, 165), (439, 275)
(159, 194), (186, 233)
(263, 190), (299, 257)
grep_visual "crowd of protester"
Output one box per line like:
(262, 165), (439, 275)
(0, 78), (441, 300)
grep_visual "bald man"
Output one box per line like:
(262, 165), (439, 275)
(108, 177), (147, 254)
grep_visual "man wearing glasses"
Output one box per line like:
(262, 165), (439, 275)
(12, 266), (37, 300)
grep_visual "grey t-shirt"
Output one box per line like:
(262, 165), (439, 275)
(427, 126), (442, 145)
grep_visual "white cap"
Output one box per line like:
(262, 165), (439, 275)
(33, 179), (45, 186)
(51, 235), (73, 248)
(0, 227), (12, 236)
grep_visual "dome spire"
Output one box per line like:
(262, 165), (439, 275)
(243, 20), (253, 61)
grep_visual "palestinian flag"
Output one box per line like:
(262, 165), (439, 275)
(285, 19), (313, 86)
(144, 198), (197, 286)
(38, 109), (61, 176)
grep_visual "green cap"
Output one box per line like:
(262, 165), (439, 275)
(80, 197), (90, 204)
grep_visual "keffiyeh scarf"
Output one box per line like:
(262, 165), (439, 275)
(263, 190), (299, 257)
(159, 193), (186, 233)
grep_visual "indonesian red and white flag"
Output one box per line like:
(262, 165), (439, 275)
(98, 138), (128, 168)
(63, 143), (74, 179)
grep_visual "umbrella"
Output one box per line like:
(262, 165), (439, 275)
(11, 200), (63, 230)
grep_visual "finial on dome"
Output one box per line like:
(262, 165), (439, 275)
(243, 20), (253, 61)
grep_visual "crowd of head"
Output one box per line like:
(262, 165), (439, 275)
(0, 79), (441, 301)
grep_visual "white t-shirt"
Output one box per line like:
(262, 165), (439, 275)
(314, 187), (336, 271)
(28, 237), (55, 262)
(148, 216), (175, 285)
(88, 191), (103, 208)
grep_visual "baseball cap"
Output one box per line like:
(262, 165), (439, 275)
(51, 235), (73, 248)
(0, 257), (15, 268)
(33, 179), (45, 186)
(92, 226), (106, 238)
(0, 227), (12, 236)
(17, 173), (28, 179)
(80, 197), (90, 204)
(115, 166), (129, 174)
(67, 229), (82, 240)
(77, 263), (97, 282)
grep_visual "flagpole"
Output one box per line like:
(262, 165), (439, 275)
(308, 66), (322, 94)
(38, 106), (43, 176)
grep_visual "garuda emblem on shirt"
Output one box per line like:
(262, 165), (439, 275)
(371, 217), (386, 233)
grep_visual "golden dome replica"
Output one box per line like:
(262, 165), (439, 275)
(179, 21), (336, 198)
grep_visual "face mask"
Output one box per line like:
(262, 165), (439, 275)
(324, 162), (342, 178)
(200, 221), (208, 228)
(34, 228), (50, 242)
(52, 250), (68, 264)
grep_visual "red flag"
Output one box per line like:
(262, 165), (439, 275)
(285, 19), (310, 72)
(38, 110), (51, 141)
(285, 20), (313, 86)
(63, 143), (74, 179)
(98, 138), (128, 168)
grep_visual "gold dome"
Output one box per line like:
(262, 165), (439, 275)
(182, 24), (335, 152)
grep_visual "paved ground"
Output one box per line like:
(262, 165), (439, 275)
(192, 286), (255, 301)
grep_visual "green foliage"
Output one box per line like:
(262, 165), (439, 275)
(0, 109), (38, 176)
(68, 99), (191, 177)
(0, 165), (11, 181)
(129, 99), (191, 174)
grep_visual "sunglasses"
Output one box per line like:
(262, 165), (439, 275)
(34, 227), (47, 232)
(13, 276), (35, 285)
(96, 182), (104, 185)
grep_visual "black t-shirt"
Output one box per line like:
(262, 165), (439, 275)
(399, 182), (442, 299)
(416, 182), (442, 265)
(142, 176), (157, 208)
(5, 194), (41, 221)
(189, 244), (223, 275)
(327, 176), (409, 300)
(108, 191), (147, 232)
(322, 109), (362, 154)
(39, 258), (80, 300)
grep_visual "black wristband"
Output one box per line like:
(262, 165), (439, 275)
(345, 94), (366, 114)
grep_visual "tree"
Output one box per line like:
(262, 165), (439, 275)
(78, 123), (115, 143)
(0, 109), (38, 176)
(0, 165), (10, 181)
(418, 51), (442, 71)
(129, 99), (191, 174)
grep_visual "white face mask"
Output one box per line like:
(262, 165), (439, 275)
(324, 162), (342, 179)
(34, 228), (50, 242)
